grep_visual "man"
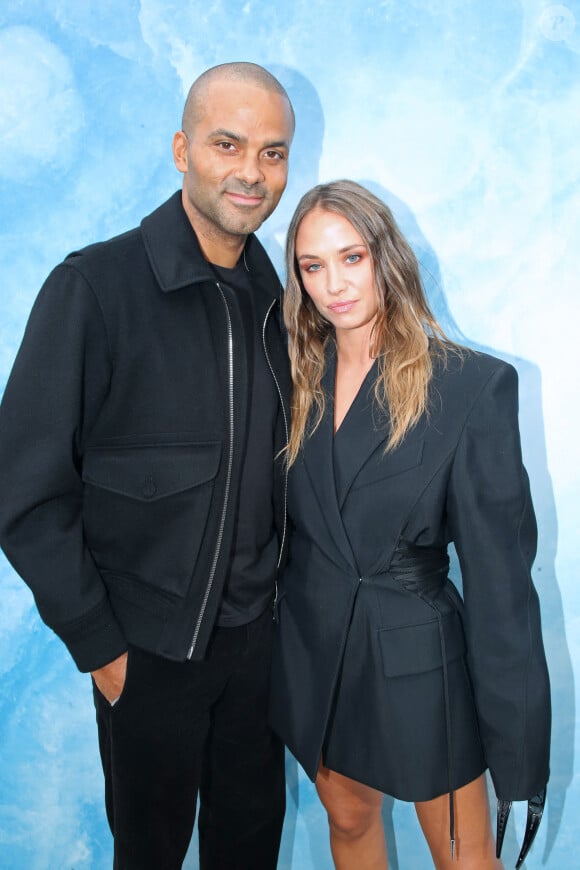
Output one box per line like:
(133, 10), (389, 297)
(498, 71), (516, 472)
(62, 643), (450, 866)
(0, 62), (294, 869)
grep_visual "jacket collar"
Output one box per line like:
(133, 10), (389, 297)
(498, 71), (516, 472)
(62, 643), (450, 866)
(140, 190), (282, 302)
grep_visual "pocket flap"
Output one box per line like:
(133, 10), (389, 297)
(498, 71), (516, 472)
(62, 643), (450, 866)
(379, 610), (465, 678)
(82, 441), (221, 502)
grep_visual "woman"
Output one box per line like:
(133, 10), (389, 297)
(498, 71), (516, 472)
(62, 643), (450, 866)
(270, 181), (550, 869)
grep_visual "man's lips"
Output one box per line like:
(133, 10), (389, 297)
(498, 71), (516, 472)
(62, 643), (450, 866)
(328, 300), (357, 313)
(224, 190), (265, 207)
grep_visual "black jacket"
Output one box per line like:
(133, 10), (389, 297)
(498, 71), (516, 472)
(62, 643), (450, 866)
(0, 192), (290, 672)
(270, 346), (550, 803)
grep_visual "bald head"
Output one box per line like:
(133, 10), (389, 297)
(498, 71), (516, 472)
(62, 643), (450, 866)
(182, 62), (295, 136)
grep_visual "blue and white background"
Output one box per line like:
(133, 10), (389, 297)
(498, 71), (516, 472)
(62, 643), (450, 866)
(0, 1), (578, 867)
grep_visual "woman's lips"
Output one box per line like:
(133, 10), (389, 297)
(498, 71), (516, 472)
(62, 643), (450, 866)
(328, 300), (357, 314)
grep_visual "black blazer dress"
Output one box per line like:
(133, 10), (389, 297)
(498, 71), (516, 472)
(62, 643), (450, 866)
(270, 345), (550, 803)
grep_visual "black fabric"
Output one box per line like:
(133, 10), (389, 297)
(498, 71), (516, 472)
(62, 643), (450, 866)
(94, 609), (285, 870)
(211, 261), (278, 627)
(0, 191), (291, 668)
(0, 190), (291, 865)
(271, 347), (551, 803)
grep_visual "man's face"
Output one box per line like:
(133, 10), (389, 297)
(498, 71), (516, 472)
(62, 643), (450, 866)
(173, 80), (294, 250)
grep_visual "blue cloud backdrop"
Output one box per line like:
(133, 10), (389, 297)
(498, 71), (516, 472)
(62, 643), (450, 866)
(0, 1), (578, 867)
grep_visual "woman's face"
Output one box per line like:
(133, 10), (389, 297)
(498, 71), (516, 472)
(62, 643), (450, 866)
(295, 208), (378, 342)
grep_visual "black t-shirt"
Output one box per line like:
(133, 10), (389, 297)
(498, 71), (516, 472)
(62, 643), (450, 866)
(211, 260), (279, 626)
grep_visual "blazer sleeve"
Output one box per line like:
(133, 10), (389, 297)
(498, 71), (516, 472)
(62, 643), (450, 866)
(0, 263), (127, 672)
(446, 360), (550, 800)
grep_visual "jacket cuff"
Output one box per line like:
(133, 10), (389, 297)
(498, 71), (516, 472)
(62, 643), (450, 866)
(489, 763), (550, 803)
(55, 598), (128, 673)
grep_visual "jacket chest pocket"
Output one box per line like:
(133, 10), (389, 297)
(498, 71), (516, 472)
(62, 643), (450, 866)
(82, 440), (221, 599)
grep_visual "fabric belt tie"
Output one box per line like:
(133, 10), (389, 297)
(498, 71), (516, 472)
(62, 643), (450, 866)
(387, 541), (456, 860)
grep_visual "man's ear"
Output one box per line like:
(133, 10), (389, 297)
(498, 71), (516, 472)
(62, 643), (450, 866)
(172, 131), (188, 173)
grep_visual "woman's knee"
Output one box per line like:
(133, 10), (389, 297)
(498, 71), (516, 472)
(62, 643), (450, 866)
(316, 765), (383, 840)
(327, 800), (380, 840)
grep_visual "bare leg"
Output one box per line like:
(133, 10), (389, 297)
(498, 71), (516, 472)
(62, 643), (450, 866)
(316, 763), (388, 870)
(415, 773), (503, 869)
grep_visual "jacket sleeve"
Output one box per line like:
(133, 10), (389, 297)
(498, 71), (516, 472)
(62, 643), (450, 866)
(0, 263), (128, 672)
(446, 360), (550, 801)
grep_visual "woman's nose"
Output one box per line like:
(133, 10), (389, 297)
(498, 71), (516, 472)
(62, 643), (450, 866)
(326, 263), (346, 295)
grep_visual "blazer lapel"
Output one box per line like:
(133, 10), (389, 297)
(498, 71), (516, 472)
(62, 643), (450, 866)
(333, 364), (390, 509)
(302, 350), (359, 572)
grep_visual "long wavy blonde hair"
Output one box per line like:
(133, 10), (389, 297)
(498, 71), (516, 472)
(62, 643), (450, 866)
(284, 180), (459, 465)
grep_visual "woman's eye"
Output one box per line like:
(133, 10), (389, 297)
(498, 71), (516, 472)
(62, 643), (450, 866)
(304, 263), (321, 273)
(346, 254), (361, 264)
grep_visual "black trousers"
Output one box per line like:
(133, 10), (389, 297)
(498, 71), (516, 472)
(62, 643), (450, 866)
(93, 609), (285, 870)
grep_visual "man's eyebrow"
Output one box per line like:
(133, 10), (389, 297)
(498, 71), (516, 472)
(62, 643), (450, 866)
(263, 140), (291, 150)
(207, 129), (290, 150)
(208, 128), (245, 142)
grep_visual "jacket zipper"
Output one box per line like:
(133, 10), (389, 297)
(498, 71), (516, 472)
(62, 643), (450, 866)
(187, 283), (234, 659)
(262, 298), (289, 613)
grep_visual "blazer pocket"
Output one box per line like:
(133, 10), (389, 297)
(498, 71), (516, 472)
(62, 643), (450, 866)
(351, 439), (424, 491)
(378, 610), (465, 678)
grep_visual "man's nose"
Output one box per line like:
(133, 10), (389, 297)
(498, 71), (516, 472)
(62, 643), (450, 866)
(236, 154), (265, 186)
